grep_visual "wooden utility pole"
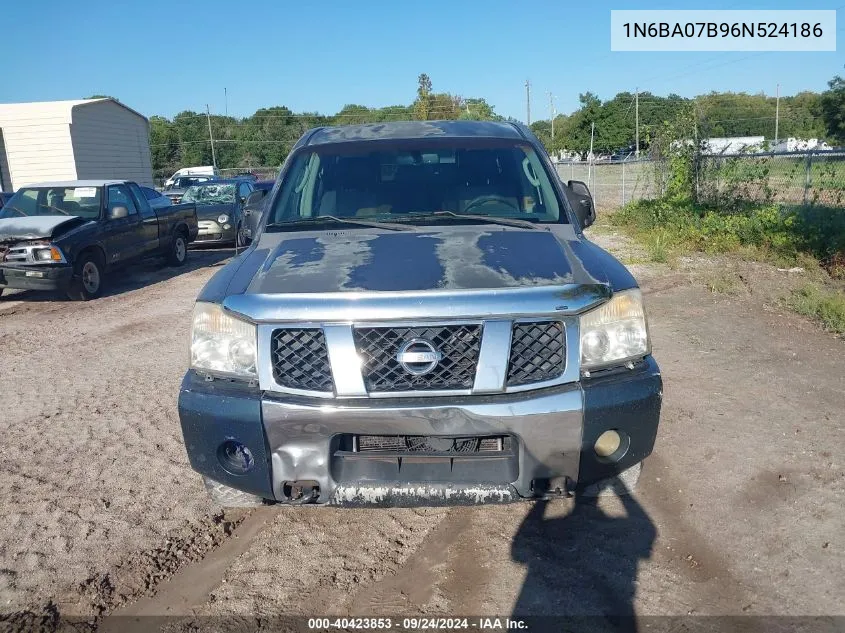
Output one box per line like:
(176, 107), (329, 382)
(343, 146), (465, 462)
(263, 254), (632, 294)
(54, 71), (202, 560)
(548, 92), (555, 140)
(206, 104), (218, 170)
(774, 83), (780, 146)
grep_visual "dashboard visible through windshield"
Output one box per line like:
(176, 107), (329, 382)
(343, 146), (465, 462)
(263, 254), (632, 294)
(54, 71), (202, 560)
(267, 140), (565, 228)
(0, 186), (102, 219)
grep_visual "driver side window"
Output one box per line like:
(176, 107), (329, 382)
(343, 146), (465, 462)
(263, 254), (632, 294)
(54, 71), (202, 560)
(107, 185), (138, 216)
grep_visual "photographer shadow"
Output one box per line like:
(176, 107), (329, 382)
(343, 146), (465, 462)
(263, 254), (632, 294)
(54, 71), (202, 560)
(511, 477), (656, 632)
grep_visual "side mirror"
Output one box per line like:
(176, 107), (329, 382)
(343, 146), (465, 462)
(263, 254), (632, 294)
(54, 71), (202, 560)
(108, 205), (129, 220)
(566, 180), (596, 229)
(245, 190), (265, 206)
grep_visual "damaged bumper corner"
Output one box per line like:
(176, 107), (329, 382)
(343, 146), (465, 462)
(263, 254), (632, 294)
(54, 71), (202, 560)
(0, 263), (73, 292)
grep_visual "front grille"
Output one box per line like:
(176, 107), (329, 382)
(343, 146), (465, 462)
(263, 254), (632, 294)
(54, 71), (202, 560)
(354, 435), (509, 454)
(270, 328), (333, 392)
(353, 325), (481, 392)
(506, 321), (566, 386)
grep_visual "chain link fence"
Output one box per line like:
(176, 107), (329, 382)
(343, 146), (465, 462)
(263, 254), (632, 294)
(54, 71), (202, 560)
(554, 151), (845, 211)
(218, 167), (282, 181)
(696, 150), (845, 209)
(159, 152), (845, 211)
(554, 159), (659, 211)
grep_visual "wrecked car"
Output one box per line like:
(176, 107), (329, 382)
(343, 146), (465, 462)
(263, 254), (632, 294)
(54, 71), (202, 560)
(177, 120), (662, 507)
(0, 180), (198, 300)
(182, 179), (255, 247)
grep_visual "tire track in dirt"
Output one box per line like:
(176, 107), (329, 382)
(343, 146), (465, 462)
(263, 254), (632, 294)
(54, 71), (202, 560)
(103, 507), (275, 629)
(346, 508), (486, 615)
(0, 510), (250, 632)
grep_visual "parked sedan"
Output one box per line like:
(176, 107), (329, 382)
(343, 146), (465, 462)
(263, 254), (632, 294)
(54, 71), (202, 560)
(181, 179), (254, 247)
(140, 186), (173, 210)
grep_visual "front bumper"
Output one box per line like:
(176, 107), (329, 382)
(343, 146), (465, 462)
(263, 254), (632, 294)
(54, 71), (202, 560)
(194, 220), (236, 245)
(0, 263), (73, 291)
(178, 356), (662, 506)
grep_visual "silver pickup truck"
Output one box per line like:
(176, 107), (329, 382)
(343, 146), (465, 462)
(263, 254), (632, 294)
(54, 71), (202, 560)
(177, 120), (662, 507)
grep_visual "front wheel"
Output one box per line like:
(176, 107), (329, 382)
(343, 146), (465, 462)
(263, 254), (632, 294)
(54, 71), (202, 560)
(66, 252), (105, 301)
(167, 232), (188, 267)
(235, 223), (248, 249)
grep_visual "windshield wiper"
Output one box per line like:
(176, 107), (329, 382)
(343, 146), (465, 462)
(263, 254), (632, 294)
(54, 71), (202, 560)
(267, 215), (415, 232)
(37, 203), (70, 216)
(1, 205), (27, 217)
(406, 210), (543, 230)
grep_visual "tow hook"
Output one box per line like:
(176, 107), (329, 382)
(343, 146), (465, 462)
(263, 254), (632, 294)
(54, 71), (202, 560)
(281, 481), (320, 504)
(532, 477), (574, 498)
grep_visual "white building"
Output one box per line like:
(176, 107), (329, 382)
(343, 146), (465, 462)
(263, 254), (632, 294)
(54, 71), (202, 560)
(701, 136), (765, 155)
(0, 98), (153, 191)
(771, 137), (832, 153)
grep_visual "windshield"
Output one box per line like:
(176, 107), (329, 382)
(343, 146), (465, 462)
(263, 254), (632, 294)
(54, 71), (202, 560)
(182, 183), (236, 205)
(267, 140), (564, 227)
(0, 186), (102, 219)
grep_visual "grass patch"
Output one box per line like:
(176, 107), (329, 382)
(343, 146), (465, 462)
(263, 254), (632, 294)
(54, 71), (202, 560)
(610, 198), (845, 267)
(644, 231), (671, 263)
(786, 285), (845, 334)
(704, 271), (743, 295)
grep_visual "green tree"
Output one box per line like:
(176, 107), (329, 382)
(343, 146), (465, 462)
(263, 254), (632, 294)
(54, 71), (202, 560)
(414, 73), (434, 121)
(820, 68), (845, 142)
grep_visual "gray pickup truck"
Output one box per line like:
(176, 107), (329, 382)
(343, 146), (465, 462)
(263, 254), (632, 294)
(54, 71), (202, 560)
(178, 121), (662, 507)
(0, 180), (199, 300)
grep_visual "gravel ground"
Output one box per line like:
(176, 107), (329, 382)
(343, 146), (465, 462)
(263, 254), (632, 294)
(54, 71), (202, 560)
(0, 235), (843, 630)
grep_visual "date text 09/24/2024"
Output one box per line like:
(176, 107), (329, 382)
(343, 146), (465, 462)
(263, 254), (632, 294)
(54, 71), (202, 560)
(307, 618), (528, 630)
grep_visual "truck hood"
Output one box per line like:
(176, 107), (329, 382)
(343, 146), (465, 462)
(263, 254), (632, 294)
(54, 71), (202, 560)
(244, 227), (603, 294)
(0, 215), (87, 242)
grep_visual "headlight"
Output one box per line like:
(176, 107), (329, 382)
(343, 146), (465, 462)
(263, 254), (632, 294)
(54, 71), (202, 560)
(217, 214), (229, 224)
(191, 302), (257, 378)
(580, 289), (650, 370)
(33, 246), (64, 262)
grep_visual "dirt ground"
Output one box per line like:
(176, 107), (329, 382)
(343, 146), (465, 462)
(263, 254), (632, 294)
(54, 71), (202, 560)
(0, 233), (843, 631)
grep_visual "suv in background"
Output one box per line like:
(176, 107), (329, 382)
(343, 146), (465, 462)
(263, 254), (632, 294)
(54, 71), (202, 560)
(177, 120), (662, 508)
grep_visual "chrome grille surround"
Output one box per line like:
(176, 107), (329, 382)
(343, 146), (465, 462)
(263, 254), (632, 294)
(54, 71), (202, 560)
(242, 283), (609, 399)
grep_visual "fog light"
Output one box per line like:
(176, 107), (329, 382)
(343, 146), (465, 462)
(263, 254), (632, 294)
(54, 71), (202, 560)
(217, 440), (255, 474)
(594, 430), (622, 458)
(223, 224), (232, 230)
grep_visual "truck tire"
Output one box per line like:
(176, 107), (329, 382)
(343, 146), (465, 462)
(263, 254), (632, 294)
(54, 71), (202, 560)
(167, 231), (188, 267)
(203, 476), (265, 508)
(66, 251), (105, 301)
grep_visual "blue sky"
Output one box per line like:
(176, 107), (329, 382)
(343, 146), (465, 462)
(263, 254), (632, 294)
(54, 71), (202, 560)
(1, 0), (842, 121)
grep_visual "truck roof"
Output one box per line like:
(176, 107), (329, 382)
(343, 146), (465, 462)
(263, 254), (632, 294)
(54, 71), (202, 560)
(24, 179), (130, 188)
(303, 120), (526, 146)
